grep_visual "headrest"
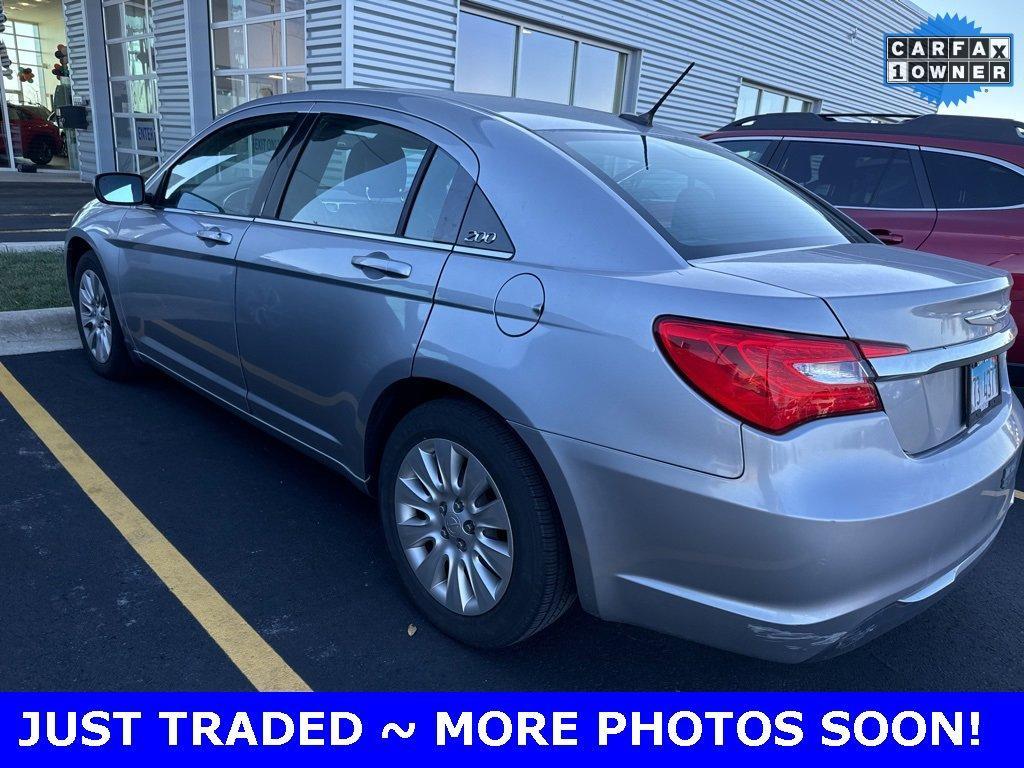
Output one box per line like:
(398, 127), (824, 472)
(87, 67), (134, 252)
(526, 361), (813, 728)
(671, 185), (717, 233)
(344, 136), (407, 198)
(814, 154), (842, 183)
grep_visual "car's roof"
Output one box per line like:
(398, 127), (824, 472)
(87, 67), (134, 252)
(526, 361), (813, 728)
(242, 87), (686, 138)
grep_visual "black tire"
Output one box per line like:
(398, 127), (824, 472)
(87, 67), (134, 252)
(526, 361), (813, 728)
(379, 398), (576, 647)
(72, 252), (137, 380)
(28, 138), (53, 166)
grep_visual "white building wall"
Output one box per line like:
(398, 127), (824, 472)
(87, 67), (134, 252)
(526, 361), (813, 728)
(62, 0), (935, 179)
(350, 0), (935, 133)
(62, 0), (96, 178)
(152, 0), (193, 156)
(306, 0), (348, 89)
(350, 0), (458, 89)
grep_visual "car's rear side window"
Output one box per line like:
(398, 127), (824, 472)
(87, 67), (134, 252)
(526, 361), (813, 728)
(403, 149), (475, 243)
(546, 130), (853, 259)
(776, 141), (923, 209)
(922, 151), (1024, 209)
(279, 115), (431, 235)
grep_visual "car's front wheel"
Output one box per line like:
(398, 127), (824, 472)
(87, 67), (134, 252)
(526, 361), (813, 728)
(379, 399), (575, 647)
(73, 252), (136, 379)
(28, 138), (54, 166)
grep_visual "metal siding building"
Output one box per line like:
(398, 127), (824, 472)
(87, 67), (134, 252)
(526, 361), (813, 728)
(55, 0), (933, 180)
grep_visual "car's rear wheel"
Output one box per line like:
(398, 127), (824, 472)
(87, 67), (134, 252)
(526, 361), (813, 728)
(379, 399), (575, 647)
(73, 252), (136, 379)
(28, 138), (54, 166)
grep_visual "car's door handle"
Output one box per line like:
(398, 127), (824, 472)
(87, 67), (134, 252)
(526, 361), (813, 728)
(196, 227), (233, 245)
(869, 228), (904, 245)
(352, 253), (412, 278)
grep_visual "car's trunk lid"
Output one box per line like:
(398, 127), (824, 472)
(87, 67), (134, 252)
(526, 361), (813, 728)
(693, 243), (1015, 453)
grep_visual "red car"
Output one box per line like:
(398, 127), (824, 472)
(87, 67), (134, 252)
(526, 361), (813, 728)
(1, 102), (64, 166)
(705, 113), (1024, 376)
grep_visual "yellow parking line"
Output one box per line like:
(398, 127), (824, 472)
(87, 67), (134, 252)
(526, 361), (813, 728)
(0, 362), (311, 692)
(1015, 490), (1024, 502)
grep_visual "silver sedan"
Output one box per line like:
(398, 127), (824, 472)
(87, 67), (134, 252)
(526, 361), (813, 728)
(66, 90), (1022, 662)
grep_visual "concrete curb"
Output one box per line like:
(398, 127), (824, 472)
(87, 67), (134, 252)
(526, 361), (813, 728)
(0, 241), (63, 255)
(0, 307), (79, 356)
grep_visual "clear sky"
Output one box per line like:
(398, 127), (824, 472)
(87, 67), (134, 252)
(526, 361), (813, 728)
(914, 0), (1023, 119)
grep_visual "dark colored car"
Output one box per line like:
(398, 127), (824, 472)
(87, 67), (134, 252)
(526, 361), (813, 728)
(1, 102), (64, 166)
(705, 113), (1024, 374)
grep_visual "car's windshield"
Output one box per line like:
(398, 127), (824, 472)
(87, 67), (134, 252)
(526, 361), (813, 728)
(544, 130), (856, 259)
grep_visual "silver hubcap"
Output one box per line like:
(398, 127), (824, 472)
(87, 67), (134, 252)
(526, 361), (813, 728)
(394, 439), (513, 615)
(78, 269), (112, 364)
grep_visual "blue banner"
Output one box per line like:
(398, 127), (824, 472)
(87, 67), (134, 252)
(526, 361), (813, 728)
(0, 693), (1016, 765)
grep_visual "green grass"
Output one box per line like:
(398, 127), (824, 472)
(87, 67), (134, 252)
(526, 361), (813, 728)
(0, 247), (70, 312)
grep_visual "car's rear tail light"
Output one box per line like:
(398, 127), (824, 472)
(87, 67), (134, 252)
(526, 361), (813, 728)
(857, 341), (911, 359)
(655, 317), (907, 433)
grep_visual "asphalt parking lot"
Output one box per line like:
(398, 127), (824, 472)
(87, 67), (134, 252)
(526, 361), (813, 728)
(2, 348), (1023, 691)
(0, 181), (95, 243)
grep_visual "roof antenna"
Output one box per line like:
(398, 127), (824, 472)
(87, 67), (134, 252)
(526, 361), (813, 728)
(621, 62), (695, 127)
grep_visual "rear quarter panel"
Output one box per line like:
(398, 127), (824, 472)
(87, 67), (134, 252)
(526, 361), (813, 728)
(417, 246), (845, 619)
(416, 118), (849, 476)
(416, 255), (847, 479)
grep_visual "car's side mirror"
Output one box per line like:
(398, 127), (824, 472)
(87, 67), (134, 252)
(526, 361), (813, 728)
(94, 172), (145, 206)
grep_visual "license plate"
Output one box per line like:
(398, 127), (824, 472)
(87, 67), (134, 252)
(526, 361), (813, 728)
(965, 356), (1001, 426)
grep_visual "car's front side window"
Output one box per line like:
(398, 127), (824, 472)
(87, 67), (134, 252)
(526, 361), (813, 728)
(279, 115), (432, 235)
(161, 114), (296, 215)
(546, 130), (855, 259)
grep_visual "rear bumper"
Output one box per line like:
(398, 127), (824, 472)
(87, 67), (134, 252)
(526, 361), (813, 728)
(514, 390), (1023, 663)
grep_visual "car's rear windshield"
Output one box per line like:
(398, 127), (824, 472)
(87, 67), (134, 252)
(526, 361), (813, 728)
(544, 130), (857, 259)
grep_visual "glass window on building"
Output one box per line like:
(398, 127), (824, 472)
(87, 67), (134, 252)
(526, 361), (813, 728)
(210, 0), (307, 116)
(456, 11), (627, 113)
(104, 0), (162, 176)
(3, 18), (47, 170)
(735, 82), (817, 119)
(2, 19), (45, 106)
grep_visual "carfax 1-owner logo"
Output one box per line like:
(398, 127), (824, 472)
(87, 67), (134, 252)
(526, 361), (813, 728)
(885, 13), (1013, 105)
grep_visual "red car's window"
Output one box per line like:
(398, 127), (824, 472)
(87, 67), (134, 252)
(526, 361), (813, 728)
(922, 151), (1024, 209)
(716, 139), (775, 164)
(777, 141), (923, 209)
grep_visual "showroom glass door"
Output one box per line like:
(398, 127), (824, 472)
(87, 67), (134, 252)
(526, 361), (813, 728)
(0, 99), (13, 171)
(0, 0), (7, 169)
(103, 0), (161, 176)
(2, 0), (78, 173)
(1, 3), (22, 169)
